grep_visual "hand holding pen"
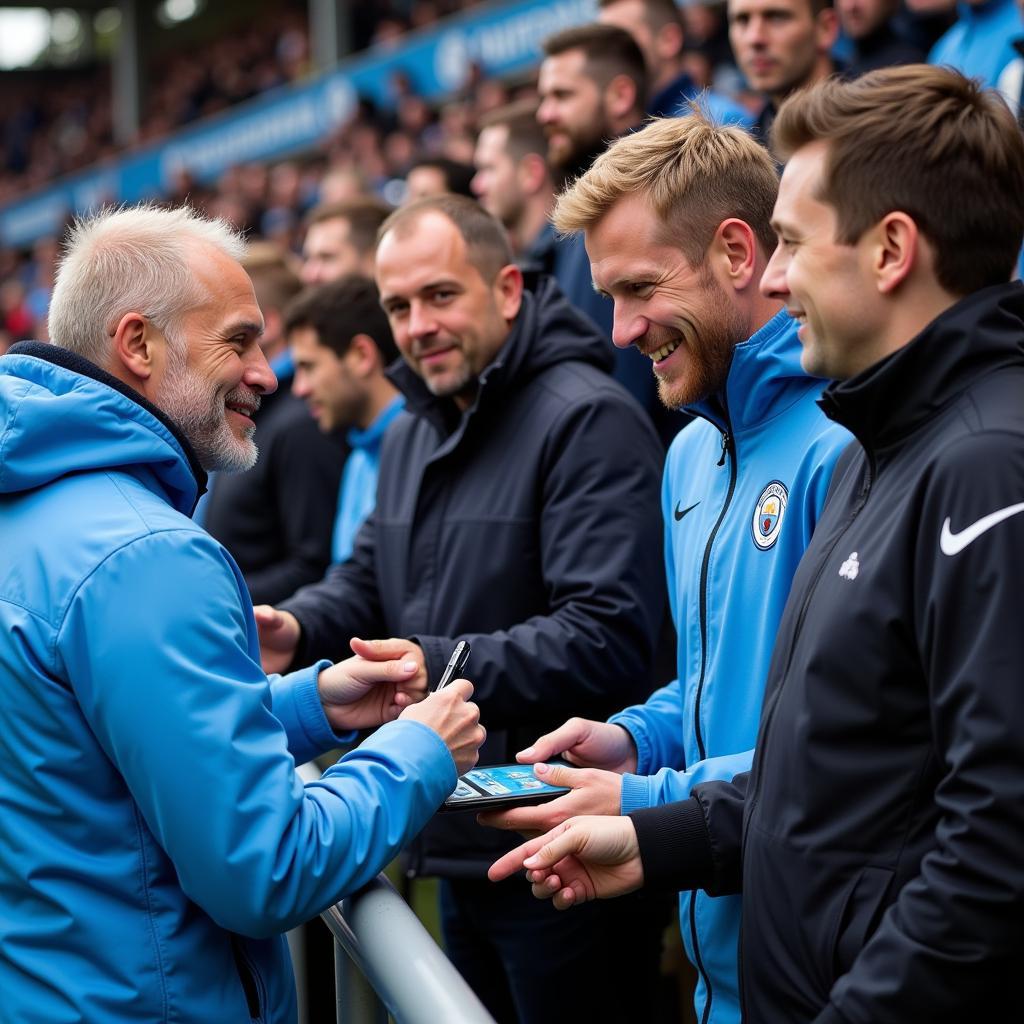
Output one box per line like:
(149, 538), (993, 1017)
(400, 640), (483, 772)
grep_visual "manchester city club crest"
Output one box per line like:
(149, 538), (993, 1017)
(751, 480), (788, 550)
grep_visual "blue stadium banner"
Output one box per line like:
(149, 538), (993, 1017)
(0, 0), (596, 248)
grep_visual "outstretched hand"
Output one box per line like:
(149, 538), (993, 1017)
(478, 762), (622, 836)
(318, 637), (427, 731)
(488, 815), (644, 910)
(253, 605), (301, 675)
(515, 718), (637, 775)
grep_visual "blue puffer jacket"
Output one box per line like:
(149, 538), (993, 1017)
(0, 343), (456, 1024)
(610, 312), (851, 1024)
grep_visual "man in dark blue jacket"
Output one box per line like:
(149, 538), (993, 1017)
(491, 65), (1024, 1024)
(255, 195), (670, 1022)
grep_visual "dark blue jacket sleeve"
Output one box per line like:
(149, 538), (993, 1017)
(630, 771), (749, 895)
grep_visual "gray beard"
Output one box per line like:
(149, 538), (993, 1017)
(157, 347), (259, 473)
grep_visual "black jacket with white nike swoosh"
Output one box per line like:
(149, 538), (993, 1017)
(630, 280), (1024, 1022)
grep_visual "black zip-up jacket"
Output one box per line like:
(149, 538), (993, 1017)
(282, 276), (666, 876)
(631, 282), (1024, 1022)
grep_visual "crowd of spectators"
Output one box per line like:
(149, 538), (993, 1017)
(0, 1), (482, 205)
(2, 3), (1024, 1022)
(1, 0), (1017, 357)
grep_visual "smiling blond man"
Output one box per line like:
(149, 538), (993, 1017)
(481, 112), (850, 1024)
(492, 64), (1024, 1024)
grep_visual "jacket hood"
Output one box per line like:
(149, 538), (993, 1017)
(388, 275), (614, 424)
(819, 281), (1024, 451)
(690, 308), (813, 436)
(0, 342), (205, 514)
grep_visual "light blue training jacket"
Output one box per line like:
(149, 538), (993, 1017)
(610, 312), (851, 1024)
(0, 344), (456, 1024)
(927, 0), (1022, 90)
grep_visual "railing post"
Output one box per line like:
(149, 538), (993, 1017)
(334, 933), (388, 1024)
(321, 874), (496, 1024)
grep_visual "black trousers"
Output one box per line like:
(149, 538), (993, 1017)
(440, 875), (672, 1024)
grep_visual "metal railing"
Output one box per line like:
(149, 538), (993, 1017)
(321, 874), (496, 1024)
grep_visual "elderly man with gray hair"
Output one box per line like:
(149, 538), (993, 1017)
(0, 205), (484, 1024)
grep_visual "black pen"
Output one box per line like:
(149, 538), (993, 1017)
(434, 640), (471, 691)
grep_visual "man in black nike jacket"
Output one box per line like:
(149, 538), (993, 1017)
(490, 65), (1024, 1024)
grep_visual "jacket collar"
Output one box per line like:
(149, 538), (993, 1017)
(386, 303), (529, 442)
(9, 341), (208, 503)
(818, 281), (1024, 452)
(346, 394), (405, 451)
(688, 308), (808, 436)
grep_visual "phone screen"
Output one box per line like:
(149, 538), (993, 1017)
(444, 764), (569, 808)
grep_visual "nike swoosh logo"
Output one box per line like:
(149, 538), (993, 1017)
(940, 501), (1024, 556)
(674, 500), (701, 522)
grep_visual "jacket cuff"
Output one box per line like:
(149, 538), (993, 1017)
(271, 661), (356, 766)
(410, 635), (447, 688)
(342, 718), (458, 801)
(629, 797), (714, 892)
(620, 772), (652, 814)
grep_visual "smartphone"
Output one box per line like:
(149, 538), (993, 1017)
(442, 762), (571, 813)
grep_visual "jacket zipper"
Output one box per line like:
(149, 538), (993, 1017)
(231, 934), (267, 1022)
(738, 451), (875, 1022)
(694, 425), (736, 760)
(687, 419), (737, 1024)
(688, 889), (715, 1024)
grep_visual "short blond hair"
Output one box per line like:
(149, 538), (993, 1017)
(552, 113), (779, 265)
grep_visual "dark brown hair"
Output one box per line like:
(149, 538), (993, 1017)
(597, 0), (683, 34)
(542, 22), (648, 101)
(772, 64), (1024, 295)
(302, 197), (393, 257)
(478, 98), (549, 164)
(284, 274), (398, 364)
(406, 156), (477, 198)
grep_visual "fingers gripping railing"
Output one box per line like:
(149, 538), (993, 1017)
(321, 874), (496, 1024)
